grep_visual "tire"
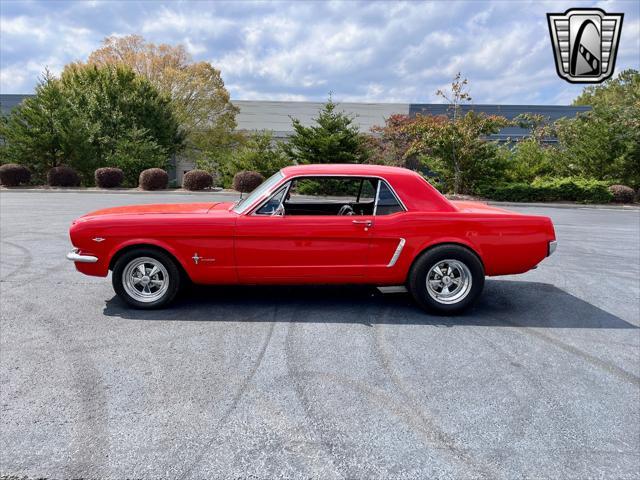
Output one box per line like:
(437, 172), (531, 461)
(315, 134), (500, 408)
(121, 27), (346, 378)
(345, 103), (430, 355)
(112, 248), (181, 309)
(408, 245), (484, 315)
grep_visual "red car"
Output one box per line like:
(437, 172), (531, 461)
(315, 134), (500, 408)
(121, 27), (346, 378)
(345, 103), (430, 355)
(67, 164), (557, 314)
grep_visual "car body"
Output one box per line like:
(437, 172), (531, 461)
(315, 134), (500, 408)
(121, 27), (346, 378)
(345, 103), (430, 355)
(67, 164), (557, 313)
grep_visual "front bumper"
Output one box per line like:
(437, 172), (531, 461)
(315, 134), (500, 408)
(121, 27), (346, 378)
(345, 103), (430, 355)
(66, 248), (98, 263)
(548, 240), (557, 257)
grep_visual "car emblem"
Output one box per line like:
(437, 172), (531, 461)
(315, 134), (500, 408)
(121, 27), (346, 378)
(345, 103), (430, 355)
(92, 237), (106, 242)
(192, 253), (215, 265)
(547, 8), (623, 83)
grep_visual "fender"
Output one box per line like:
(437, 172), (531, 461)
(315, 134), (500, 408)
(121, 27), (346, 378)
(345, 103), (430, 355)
(108, 238), (192, 276)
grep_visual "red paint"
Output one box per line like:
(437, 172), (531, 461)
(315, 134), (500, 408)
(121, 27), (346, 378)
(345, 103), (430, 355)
(68, 164), (556, 284)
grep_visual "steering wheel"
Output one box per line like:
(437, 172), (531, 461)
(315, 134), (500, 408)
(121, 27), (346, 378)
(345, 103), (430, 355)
(338, 204), (355, 216)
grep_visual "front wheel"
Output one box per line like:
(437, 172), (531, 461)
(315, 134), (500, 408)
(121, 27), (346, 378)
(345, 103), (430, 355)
(112, 248), (181, 309)
(408, 245), (484, 315)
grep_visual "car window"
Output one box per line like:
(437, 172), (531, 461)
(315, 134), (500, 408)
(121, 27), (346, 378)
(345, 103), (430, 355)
(255, 185), (288, 215)
(232, 172), (284, 214)
(375, 181), (404, 215)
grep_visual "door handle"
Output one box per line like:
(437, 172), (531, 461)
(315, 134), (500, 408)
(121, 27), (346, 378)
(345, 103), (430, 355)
(352, 219), (373, 228)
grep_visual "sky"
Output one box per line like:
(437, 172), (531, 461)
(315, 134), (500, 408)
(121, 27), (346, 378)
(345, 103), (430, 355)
(0, 0), (638, 105)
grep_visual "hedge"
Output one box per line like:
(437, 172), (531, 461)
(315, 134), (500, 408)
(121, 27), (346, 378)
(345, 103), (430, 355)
(48, 166), (80, 187)
(183, 169), (214, 191)
(139, 168), (169, 190)
(95, 167), (124, 188)
(0, 164), (31, 186)
(477, 178), (613, 203)
(233, 170), (264, 193)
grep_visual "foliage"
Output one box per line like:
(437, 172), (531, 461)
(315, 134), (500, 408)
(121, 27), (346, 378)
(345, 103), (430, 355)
(105, 127), (168, 187)
(405, 74), (509, 194)
(0, 164), (31, 186)
(88, 35), (240, 166)
(139, 168), (168, 190)
(367, 114), (418, 168)
(499, 138), (559, 183)
(216, 130), (292, 186)
(0, 65), (182, 185)
(608, 185), (635, 203)
(406, 112), (509, 195)
(94, 167), (124, 188)
(183, 169), (214, 191)
(48, 166), (80, 187)
(0, 71), (70, 182)
(477, 178), (612, 204)
(233, 170), (264, 193)
(563, 69), (640, 187)
(282, 96), (369, 164)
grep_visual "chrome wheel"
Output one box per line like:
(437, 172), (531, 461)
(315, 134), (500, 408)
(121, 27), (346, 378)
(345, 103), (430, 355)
(122, 257), (170, 303)
(426, 259), (472, 305)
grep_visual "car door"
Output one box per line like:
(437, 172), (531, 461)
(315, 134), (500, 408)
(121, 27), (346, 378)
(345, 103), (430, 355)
(234, 177), (373, 282)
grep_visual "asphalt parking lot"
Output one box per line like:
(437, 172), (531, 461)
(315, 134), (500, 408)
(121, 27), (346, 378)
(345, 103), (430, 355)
(1, 191), (639, 479)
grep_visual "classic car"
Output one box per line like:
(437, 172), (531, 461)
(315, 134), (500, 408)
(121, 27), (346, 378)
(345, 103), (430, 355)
(67, 164), (557, 314)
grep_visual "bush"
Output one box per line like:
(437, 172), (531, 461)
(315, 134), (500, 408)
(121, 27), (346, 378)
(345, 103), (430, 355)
(94, 167), (124, 188)
(139, 168), (168, 190)
(183, 169), (214, 191)
(233, 170), (264, 193)
(47, 166), (80, 187)
(608, 184), (635, 203)
(477, 178), (613, 204)
(0, 163), (31, 186)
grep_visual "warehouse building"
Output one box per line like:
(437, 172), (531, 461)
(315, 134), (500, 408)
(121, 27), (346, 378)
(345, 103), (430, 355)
(1, 95), (590, 183)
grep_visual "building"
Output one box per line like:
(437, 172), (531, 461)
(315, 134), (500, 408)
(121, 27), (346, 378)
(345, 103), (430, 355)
(1, 94), (590, 183)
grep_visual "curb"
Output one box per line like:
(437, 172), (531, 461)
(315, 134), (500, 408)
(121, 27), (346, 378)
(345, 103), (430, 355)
(1, 187), (638, 210)
(486, 201), (640, 211)
(0, 187), (230, 195)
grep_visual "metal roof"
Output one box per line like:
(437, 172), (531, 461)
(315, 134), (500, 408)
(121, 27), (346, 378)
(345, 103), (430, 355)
(1, 94), (589, 141)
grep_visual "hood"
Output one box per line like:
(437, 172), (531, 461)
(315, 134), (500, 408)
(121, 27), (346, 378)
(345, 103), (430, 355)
(81, 202), (219, 218)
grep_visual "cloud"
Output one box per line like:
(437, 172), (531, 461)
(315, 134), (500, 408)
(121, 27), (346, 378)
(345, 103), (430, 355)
(1, 0), (638, 104)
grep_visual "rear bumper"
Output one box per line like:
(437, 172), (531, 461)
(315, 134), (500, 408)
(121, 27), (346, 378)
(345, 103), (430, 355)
(548, 240), (557, 257)
(66, 248), (98, 263)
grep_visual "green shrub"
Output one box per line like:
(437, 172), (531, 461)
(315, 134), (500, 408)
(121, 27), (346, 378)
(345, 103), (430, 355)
(0, 164), (31, 186)
(477, 178), (612, 203)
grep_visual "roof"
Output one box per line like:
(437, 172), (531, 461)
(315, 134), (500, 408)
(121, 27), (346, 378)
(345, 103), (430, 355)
(281, 163), (416, 178)
(234, 100), (408, 138)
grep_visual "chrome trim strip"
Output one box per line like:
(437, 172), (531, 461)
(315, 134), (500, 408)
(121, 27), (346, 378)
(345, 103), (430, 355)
(372, 179), (382, 216)
(387, 238), (406, 267)
(548, 240), (557, 256)
(251, 182), (292, 216)
(66, 249), (98, 263)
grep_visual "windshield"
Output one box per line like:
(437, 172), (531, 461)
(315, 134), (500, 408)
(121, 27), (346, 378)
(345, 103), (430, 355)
(232, 172), (284, 214)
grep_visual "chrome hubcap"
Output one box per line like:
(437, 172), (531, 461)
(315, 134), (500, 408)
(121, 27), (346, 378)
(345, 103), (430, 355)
(122, 257), (169, 303)
(426, 259), (472, 305)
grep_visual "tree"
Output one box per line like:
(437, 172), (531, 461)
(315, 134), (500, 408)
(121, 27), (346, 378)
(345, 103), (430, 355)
(1, 64), (183, 184)
(367, 114), (419, 169)
(87, 35), (240, 162)
(565, 69), (640, 187)
(217, 130), (291, 185)
(0, 71), (70, 180)
(282, 97), (369, 164)
(406, 74), (509, 194)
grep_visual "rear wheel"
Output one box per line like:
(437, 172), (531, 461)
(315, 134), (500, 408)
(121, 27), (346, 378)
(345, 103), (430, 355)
(408, 245), (484, 315)
(112, 248), (181, 309)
